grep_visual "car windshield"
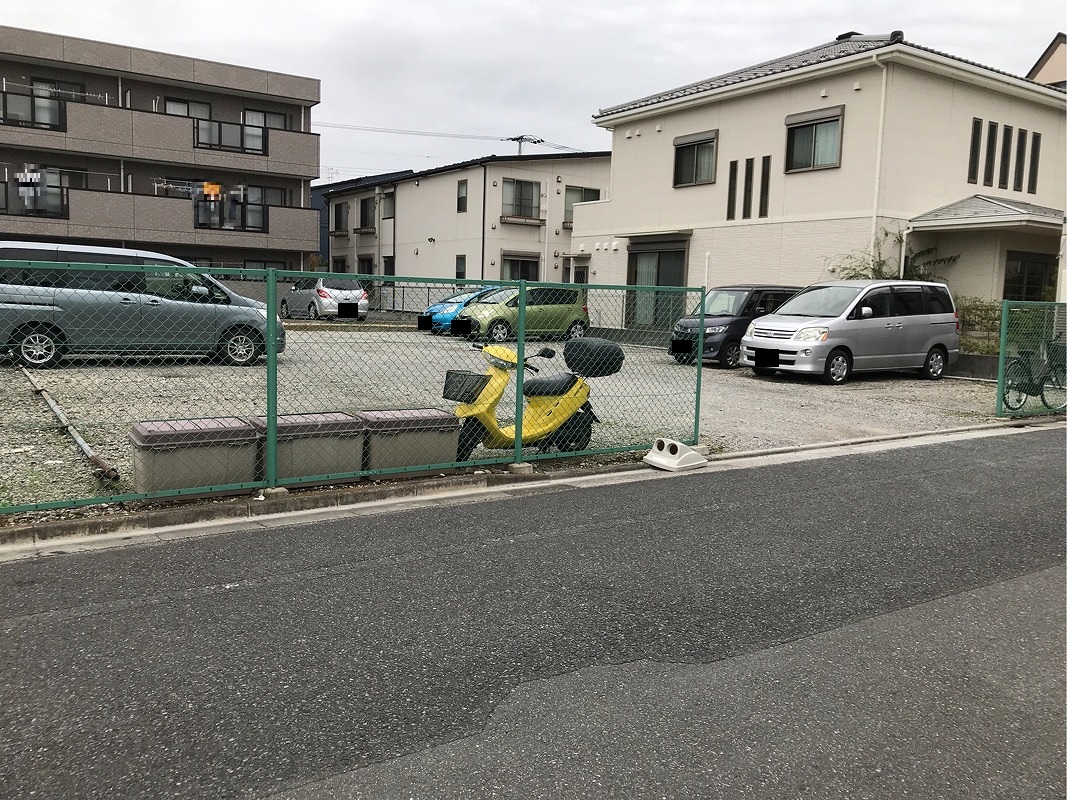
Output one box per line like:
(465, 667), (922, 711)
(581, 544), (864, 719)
(775, 285), (863, 317)
(472, 288), (514, 304)
(692, 289), (749, 316)
(322, 278), (361, 291)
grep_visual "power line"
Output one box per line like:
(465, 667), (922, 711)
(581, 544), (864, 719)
(312, 120), (586, 153)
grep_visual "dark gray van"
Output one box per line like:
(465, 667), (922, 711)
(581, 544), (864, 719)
(668, 284), (800, 367)
(0, 242), (285, 367)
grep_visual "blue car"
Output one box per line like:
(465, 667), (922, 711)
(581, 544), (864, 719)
(418, 286), (498, 334)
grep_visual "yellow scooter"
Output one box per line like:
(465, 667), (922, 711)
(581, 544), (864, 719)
(443, 337), (624, 462)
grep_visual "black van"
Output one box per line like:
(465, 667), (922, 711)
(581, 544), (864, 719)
(668, 284), (800, 367)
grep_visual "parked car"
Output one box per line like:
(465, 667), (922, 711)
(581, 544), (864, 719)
(0, 241), (285, 368)
(452, 285), (590, 341)
(281, 275), (368, 321)
(669, 284), (800, 367)
(418, 286), (499, 334)
(739, 279), (960, 384)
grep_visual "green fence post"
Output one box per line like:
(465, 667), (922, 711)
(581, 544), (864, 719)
(265, 269), (278, 486)
(513, 280), (527, 463)
(995, 299), (1010, 417)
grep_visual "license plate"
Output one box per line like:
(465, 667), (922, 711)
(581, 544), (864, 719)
(754, 348), (779, 368)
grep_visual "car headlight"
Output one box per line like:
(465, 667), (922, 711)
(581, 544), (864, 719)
(744, 321), (756, 337)
(795, 326), (829, 342)
(704, 325), (727, 334)
(256, 308), (268, 318)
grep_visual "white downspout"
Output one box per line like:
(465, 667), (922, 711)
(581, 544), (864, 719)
(870, 53), (889, 252)
(899, 226), (911, 278)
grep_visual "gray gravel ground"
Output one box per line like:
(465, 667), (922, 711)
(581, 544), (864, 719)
(0, 326), (1006, 518)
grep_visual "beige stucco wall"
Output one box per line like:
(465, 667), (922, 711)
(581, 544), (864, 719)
(572, 54), (1065, 298)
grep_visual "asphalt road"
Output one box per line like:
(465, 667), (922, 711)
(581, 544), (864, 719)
(0, 427), (1063, 799)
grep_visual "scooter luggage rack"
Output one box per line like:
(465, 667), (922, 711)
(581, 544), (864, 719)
(443, 370), (491, 403)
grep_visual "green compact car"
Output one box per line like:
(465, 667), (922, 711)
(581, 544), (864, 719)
(452, 285), (590, 342)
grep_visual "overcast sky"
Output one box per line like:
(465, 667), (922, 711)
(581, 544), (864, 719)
(5, 1), (1065, 184)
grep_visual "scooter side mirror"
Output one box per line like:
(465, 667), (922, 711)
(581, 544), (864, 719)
(537, 347), (556, 358)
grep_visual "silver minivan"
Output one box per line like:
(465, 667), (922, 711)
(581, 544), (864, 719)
(739, 279), (959, 385)
(0, 241), (285, 368)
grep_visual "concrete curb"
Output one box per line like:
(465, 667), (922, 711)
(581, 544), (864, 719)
(1, 417), (1061, 547)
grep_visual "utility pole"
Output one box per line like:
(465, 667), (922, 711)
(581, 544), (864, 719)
(503, 135), (544, 155)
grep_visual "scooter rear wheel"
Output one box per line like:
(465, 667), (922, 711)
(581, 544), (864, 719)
(457, 418), (487, 462)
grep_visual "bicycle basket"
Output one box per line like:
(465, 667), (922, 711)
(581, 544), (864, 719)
(443, 370), (490, 403)
(1048, 338), (1066, 369)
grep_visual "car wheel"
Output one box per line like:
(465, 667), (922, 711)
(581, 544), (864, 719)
(487, 320), (511, 342)
(752, 367), (777, 377)
(822, 348), (852, 385)
(218, 328), (263, 366)
(13, 325), (64, 368)
(456, 418), (487, 462)
(307, 303), (320, 320)
(279, 300), (291, 320)
(921, 346), (947, 380)
(565, 321), (587, 340)
(718, 340), (742, 369)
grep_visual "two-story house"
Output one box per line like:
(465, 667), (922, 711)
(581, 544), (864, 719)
(0, 25), (320, 269)
(322, 152), (610, 284)
(571, 30), (1066, 323)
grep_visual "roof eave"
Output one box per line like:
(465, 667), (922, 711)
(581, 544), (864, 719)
(910, 215), (1065, 232)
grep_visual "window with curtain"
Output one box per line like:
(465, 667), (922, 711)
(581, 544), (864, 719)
(502, 179), (540, 218)
(673, 130), (717, 187)
(785, 106), (843, 172)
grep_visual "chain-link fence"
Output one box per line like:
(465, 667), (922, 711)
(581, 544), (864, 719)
(997, 300), (1066, 417)
(0, 263), (703, 514)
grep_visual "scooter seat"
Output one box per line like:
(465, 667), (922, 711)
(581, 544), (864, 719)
(522, 373), (579, 397)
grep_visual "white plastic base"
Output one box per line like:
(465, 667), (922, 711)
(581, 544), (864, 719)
(642, 438), (709, 472)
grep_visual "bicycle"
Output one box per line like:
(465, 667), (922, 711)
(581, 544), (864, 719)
(1002, 331), (1066, 412)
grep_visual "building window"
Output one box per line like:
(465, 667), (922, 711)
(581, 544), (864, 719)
(194, 187), (268, 232)
(244, 260), (287, 270)
(626, 246), (687, 328)
(742, 158), (754, 219)
(998, 126), (1013, 190)
(673, 130), (717, 187)
(967, 117), (983, 184)
(332, 258), (347, 273)
(1027, 132), (1041, 193)
(242, 110), (287, 130)
(456, 254), (467, 279)
(383, 256), (395, 276)
(726, 161), (738, 221)
(164, 98), (211, 119)
(332, 202), (349, 232)
(1004, 251), (1058, 301)
(381, 192), (395, 220)
(194, 119), (266, 154)
(564, 186), (601, 224)
(358, 256), (374, 275)
(502, 256), (539, 280)
(502, 179), (540, 218)
(982, 121), (998, 187)
(785, 106), (843, 172)
(246, 186), (286, 206)
(1014, 129), (1027, 192)
(457, 179), (468, 213)
(359, 196), (375, 229)
(31, 79), (81, 128)
(759, 156), (771, 218)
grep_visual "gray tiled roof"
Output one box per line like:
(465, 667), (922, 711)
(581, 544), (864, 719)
(911, 195), (1064, 224)
(594, 31), (1063, 119)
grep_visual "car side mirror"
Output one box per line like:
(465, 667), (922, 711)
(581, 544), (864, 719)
(190, 285), (209, 298)
(755, 306), (766, 315)
(860, 306), (874, 319)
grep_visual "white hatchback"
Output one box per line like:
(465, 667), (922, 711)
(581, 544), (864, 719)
(281, 276), (369, 321)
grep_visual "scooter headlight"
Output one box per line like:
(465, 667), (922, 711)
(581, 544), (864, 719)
(487, 355), (513, 369)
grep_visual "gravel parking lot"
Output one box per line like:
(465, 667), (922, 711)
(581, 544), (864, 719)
(0, 325), (1002, 512)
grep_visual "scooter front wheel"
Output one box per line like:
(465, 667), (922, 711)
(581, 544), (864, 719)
(457, 418), (487, 462)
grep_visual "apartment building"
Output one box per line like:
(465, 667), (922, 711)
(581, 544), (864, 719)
(571, 31), (1066, 319)
(322, 153), (610, 284)
(0, 25), (320, 269)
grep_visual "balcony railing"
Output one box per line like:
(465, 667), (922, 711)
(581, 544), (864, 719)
(194, 199), (268, 232)
(194, 120), (268, 155)
(0, 184), (68, 218)
(0, 91), (65, 130)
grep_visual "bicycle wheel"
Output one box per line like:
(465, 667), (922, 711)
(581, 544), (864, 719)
(1002, 359), (1029, 411)
(1040, 371), (1067, 411)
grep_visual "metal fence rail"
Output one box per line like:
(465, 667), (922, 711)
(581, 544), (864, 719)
(0, 264), (704, 514)
(996, 300), (1066, 417)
